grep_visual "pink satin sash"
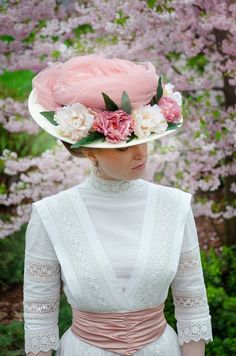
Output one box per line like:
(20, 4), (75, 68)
(71, 304), (167, 356)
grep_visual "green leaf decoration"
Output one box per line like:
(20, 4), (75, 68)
(121, 91), (132, 114)
(70, 131), (105, 149)
(40, 111), (58, 125)
(102, 92), (118, 111)
(166, 122), (181, 131)
(156, 76), (163, 104)
(126, 132), (138, 143)
(149, 95), (157, 106)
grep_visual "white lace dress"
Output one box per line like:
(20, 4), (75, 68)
(23, 171), (213, 355)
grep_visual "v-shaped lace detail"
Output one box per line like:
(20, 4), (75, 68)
(69, 183), (157, 307)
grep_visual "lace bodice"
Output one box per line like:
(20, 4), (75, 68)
(23, 178), (213, 354)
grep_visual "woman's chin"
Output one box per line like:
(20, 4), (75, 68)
(129, 166), (146, 178)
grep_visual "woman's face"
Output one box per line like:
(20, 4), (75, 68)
(83, 143), (148, 180)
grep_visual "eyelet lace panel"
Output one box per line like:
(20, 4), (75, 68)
(46, 192), (118, 311)
(177, 318), (213, 345)
(172, 288), (210, 315)
(24, 253), (61, 282)
(175, 245), (201, 277)
(132, 187), (177, 307)
(24, 326), (60, 354)
(24, 293), (60, 320)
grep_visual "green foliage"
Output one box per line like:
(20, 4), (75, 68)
(149, 76), (163, 105)
(0, 70), (35, 100)
(146, 0), (175, 12)
(126, 132), (138, 143)
(70, 131), (105, 149)
(72, 24), (94, 38)
(164, 290), (176, 330)
(201, 246), (236, 354)
(113, 10), (128, 25)
(156, 76), (163, 103)
(154, 171), (165, 182)
(0, 225), (26, 288)
(0, 73), (57, 158)
(0, 34), (15, 43)
(40, 111), (57, 125)
(121, 91), (132, 114)
(58, 293), (72, 336)
(201, 245), (236, 293)
(0, 321), (24, 355)
(0, 126), (56, 158)
(165, 51), (182, 61)
(63, 24), (94, 49)
(51, 50), (61, 59)
(22, 32), (36, 44)
(167, 122), (182, 131)
(95, 35), (118, 46)
(147, 0), (157, 8)
(102, 92), (119, 111)
(206, 337), (236, 355)
(186, 53), (209, 74)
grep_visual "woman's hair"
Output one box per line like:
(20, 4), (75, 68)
(61, 140), (87, 158)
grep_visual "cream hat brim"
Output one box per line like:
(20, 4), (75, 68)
(28, 89), (183, 149)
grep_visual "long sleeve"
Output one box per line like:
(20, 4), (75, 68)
(23, 203), (61, 354)
(171, 204), (213, 346)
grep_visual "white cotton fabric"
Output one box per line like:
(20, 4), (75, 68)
(23, 170), (213, 355)
(78, 174), (148, 293)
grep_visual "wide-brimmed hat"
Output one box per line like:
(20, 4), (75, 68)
(28, 54), (183, 157)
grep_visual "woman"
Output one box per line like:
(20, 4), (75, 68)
(24, 54), (213, 356)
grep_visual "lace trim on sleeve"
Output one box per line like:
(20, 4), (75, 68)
(24, 293), (60, 320)
(25, 253), (61, 282)
(173, 287), (209, 315)
(175, 245), (201, 277)
(24, 326), (60, 354)
(177, 318), (213, 345)
(172, 244), (213, 344)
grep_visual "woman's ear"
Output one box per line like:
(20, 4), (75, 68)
(81, 147), (98, 165)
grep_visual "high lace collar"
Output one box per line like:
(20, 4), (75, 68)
(81, 169), (144, 196)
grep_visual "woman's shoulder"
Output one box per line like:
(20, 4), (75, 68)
(145, 181), (192, 222)
(145, 180), (192, 200)
(32, 185), (77, 208)
(145, 182), (192, 210)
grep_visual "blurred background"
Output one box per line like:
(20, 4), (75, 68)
(0, 1), (235, 355)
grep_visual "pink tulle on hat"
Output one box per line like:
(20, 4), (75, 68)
(32, 54), (159, 111)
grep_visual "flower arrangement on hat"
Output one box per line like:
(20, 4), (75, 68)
(40, 76), (182, 149)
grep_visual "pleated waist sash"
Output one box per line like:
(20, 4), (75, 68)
(71, 303), (167, 356)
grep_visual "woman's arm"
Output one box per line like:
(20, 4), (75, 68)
(171, 204), (213, 352)
(26, 351), (52, 356)
(181, 339), (205, 356)
(23, 204), (61, 355)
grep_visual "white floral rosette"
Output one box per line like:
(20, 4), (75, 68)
(132, 104), (168, 138)
(54, 103), (95, 141)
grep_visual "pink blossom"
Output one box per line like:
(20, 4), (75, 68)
(93, 110), (135, 143)
(158, 97), (181, 124)
(1, 0), (236, 244)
